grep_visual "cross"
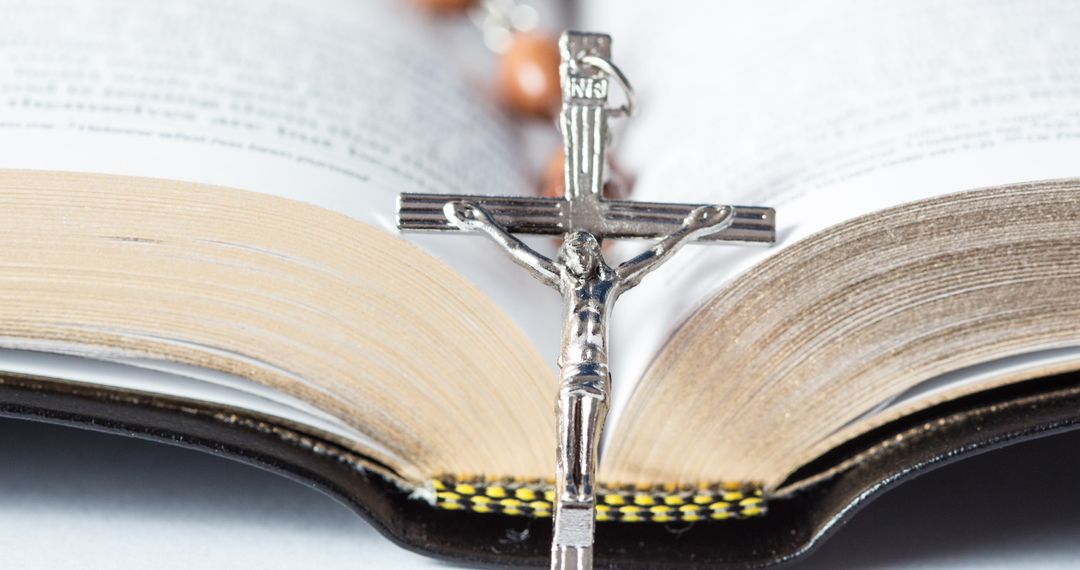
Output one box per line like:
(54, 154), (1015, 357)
(397, 31), (775, 570)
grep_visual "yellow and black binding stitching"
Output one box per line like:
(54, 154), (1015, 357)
(428, 477), (766, 523)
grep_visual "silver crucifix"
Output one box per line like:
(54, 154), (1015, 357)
(398, 31), (776, 570)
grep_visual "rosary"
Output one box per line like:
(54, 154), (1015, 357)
(405, 3), (776, 569)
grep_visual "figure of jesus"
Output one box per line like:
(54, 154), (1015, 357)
(443, 200), (735, 563)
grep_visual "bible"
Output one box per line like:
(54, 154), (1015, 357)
(1, 0), (1079, 567)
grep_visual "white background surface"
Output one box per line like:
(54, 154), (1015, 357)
(0, 417), (1079, 568)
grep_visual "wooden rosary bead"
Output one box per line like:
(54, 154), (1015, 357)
(412, 0), (474, 14)
(540, 149), (565, 198)
(498, 32), (561, 118)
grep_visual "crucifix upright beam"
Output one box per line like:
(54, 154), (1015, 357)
(398, 31), (776, 570)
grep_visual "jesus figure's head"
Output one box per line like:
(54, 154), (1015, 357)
(559, 231), (601, 279)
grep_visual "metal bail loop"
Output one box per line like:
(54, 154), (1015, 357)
(577, 54), (636, 118)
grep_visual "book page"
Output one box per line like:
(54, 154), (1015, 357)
(0, 348), (385, 453)
(582, 0), (1080, 423)
(0, 0), (563, 358)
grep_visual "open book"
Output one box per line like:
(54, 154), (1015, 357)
(2, 0), (1080, 567)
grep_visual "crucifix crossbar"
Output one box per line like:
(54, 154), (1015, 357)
(397, 194), (775, 243)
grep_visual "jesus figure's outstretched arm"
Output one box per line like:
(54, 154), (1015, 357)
(443, 201), (561, 288)
(615, 205), (735, 289)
